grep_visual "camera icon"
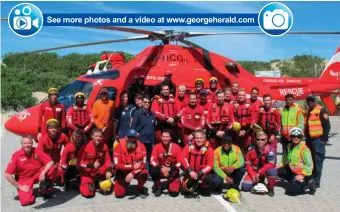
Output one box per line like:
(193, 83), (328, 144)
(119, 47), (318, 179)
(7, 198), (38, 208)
(263, 9), (289, 30)
(13, 16), (31, 30)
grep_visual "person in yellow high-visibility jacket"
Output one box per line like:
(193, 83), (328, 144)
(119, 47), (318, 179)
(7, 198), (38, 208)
(305, 95), (331, 189)
(277, 127), (316, 196)
(280, 94), (305, 154)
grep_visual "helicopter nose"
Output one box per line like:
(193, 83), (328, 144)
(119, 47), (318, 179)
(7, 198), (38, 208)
(4, 106), (39, 137)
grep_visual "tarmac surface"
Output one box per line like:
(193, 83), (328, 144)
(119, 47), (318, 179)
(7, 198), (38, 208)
(1, 116), (340, 212)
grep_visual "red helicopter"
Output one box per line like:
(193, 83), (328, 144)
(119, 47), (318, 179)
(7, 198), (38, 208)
(3, 26), (340, 137)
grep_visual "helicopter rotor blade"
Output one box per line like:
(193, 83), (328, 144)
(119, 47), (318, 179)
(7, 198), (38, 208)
(185, 31), (340, 37)
(178, 39), (208, 51)
(1, 18), (8, 21)
(4, 35), (150, 56)
(85, 26), (165, 36)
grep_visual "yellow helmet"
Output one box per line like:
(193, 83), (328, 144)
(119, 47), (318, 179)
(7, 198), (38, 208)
(232, 122), (241, 132)
(69, 158), (77, 166)
(48, 88), (59, 95)
(209, 77), (218, 82)
(99, 179), (112, 192)
(46, 119), (59, 127)
(74, 92), (85, 99)
(195, 78), (204, 84)
(223, 188), (241, 203)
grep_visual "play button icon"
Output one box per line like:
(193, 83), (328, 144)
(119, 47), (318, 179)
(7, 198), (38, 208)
(8, 3), (44, 37)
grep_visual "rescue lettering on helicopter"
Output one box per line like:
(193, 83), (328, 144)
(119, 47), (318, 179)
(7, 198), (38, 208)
(330, 70), (340, 77)
(150, 54), (188, 64)
(15, 110), (31, 122)
(279, 88), (304, 97)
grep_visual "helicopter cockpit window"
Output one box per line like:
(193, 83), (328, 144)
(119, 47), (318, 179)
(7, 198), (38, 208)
(96, 87), (117, 102)
(57, 80), (93, 111)
(84, 70), (120, 79)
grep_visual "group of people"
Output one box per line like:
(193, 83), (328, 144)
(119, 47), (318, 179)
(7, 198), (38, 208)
(5, 71), (331, 206)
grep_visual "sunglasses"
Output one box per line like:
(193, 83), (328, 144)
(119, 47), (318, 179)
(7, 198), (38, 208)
(256, 138), (266, 142)
(291, 135), (302, 138)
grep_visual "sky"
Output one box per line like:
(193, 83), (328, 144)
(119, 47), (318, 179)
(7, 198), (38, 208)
(1, 1), (340, 61)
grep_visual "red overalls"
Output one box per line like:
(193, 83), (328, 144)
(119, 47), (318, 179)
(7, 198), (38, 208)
(207, 102), (235, 149)
(113, 138), (148, 197)
(38, 101), (66, 135)
(181, 141), (214, 190)
(150, 142), (182, 194)
(66, 105), (94, 136)
(5, 148), (53, 206)
(78, 141), (112, 197)
(180, 105), (205, 145)
(37, 133), (69, 184)
(258, 106), (281, 151)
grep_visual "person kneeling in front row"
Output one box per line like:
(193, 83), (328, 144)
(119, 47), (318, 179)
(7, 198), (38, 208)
(113, 129), (149, 198)
(212, 135), (245, 192)
(277, 127), (316, 196)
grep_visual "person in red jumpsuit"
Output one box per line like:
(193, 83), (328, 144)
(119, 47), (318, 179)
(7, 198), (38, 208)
(66, 92), (94, 138)
(113, 129), (149, 198)
(197, 89), (212, 120)
(207, 77), (219, 104)
(180, 92), (205, 146)
(60, 130), (87, 191)
(37, 88), (66, 141)
(37, 119), (70, 186)
(231, 82), (239, 101)
(233, 89), (259, 155)
(5, 135), (54, 206)
(175, 85), (189, 110)
(249, 87), (264, 110)
(151, 84), (180, 143)
(79, 128), (112, 198)
(193, 78), (205, 99)
(207, 90), (235, 149)
(241, 131), (277, 196)
(258, 94), (281, 151)
(150, 129), (182, 197)
(181, 129), (214, 196)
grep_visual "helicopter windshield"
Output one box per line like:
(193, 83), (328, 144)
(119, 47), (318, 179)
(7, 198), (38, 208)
(58, 80), (93, 111)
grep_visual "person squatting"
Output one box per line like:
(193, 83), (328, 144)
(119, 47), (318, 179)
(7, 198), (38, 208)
(5, 74), (331, 206)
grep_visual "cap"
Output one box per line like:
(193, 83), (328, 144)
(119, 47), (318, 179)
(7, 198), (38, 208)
(165, 70), (173, 76)
(74, 92), (85, 99)
(221, 135), (233, 144)
(126, 129), (137, 137)
(139, 75), (145, 79)
(306, 94), (316, 102)
(200, 89), (209, 95)
(46, 118), (59, 127)
(209, 77), (218, 82)
(100, 88), (109, 94)
(195, 78), (204, 83)
(48, 88), (58, 95)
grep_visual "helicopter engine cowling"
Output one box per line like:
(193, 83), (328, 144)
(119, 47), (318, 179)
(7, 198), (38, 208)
(101, 53), (126, 69)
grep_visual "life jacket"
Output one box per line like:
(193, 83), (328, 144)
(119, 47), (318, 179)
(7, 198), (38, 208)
(42, 133), (67, 163)
(188, 141), (210, 172)
(154, 94), (176, 118)
(159, 143), (177, 167)
(211, 102), (231, 124)
(247, 144), (275, 171)
(233, 101), (251, 127)
(259, 106), (278, 132)
(307, 105), (324, 138)
(119, 139), (144, 165)
(70, 104), (90, 129)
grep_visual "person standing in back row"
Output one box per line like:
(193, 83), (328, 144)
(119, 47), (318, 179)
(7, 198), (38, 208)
(305, 95), (330, 189)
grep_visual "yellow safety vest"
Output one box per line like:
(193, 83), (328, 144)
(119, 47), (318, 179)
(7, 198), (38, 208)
(307, 105), (324, 138)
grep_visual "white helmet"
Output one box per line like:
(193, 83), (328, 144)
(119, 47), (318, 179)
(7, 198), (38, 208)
(289, 127), (304, 137)
(253, 183), (268, 194)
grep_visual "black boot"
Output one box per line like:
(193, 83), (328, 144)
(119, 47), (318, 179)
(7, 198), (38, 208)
(308, 180), (316, 195)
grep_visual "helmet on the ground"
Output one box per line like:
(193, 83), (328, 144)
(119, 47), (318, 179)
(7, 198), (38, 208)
(99, 179), (112, 192)
(232, 122), (241, 132)
(69, 158), (77, 166)
(252, 183), (268, 195)
(290, 127), (303, 137)
(223, 188), (241, 203)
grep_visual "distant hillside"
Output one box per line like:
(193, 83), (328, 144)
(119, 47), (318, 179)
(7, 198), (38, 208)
(1, 51), (327, 111)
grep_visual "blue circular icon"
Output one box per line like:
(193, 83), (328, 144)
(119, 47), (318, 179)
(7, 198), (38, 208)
(258, 2), (293, 37)
(8, 3), (43, 37)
